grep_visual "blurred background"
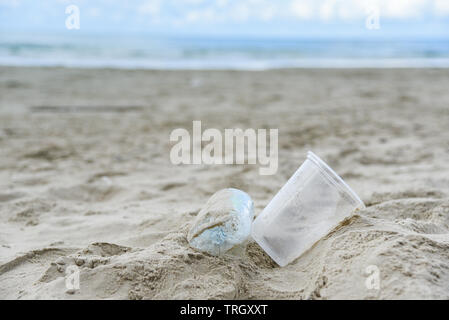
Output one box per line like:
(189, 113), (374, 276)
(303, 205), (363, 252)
(1, 0), (449, 69)
(2, 1), (449, 300)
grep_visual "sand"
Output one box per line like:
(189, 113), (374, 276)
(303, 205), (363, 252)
(1, 66), (449, 299)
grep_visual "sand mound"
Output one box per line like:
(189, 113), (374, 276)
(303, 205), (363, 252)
(6, 199), (449, 300)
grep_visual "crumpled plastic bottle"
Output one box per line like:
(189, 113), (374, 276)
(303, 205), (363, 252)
(188, 188), (254, 256)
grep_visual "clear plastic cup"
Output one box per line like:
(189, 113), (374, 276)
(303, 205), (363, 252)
(251, 151), (365, 267)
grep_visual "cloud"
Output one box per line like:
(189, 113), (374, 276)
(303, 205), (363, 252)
(138, 0), (160, 17)
(87, 7), (100, 17)
(184, 8), (218, 23)
(285, 0), (449, 21)
(434, 0), (449, 16)
(231, 3), (250, 22)
(216, 0), (228, 8)
(0, 0), (20, 6)
(2, 0), (449, 34)
(290, 0), (314, 20)
(319, 0), (336, 21)
(259, 4), (276, 21)
(382, 0), (428, 19)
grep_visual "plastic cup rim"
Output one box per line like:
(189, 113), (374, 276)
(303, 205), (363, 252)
(307, 151), (365, 209)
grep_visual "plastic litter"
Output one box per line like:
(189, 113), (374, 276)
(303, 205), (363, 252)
(252, 151), (365, 266)
(188, 188), (254, 256)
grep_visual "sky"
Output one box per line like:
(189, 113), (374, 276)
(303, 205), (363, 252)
(1, 0), (449, 38)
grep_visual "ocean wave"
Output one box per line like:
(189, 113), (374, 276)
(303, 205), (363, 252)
(1, 34), (449, 69)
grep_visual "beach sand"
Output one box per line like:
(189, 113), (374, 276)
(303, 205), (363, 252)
(1, 66), (449, 299)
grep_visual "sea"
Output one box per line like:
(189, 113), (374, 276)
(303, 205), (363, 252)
(1, 32), (449, 70)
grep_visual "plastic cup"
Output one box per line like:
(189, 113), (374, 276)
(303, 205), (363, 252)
(251, 151), (365, 267)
